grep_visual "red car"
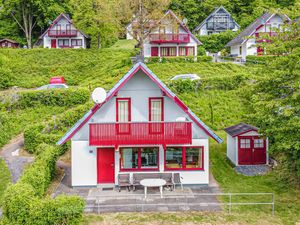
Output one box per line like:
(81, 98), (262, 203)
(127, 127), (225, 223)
(50, 76), (66, 84)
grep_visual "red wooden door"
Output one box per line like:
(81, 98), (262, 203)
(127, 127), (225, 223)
(238, 137), (252, 165)
(51, 39), (57, 48)
(151, 47), (159, 56)
(252, 137), (266, 164)
(97, 148), (115, 183)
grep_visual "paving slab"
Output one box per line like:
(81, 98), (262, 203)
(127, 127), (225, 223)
(235, 165), (270, 176)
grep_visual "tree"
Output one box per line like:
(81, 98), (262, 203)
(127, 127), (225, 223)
(1, 0), (66, 48)
(248, 21), (300, 182)
(125, 0), (170, 55)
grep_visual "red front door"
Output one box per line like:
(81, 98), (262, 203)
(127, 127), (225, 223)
(51, 39), (57, 48)
(97, 148), (115, 183)
(151, 47), (159, 56)
(238, 136), (266, 165)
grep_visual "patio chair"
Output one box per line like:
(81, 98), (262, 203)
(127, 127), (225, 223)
(118, 174), (131, 192)
(173, 173), (183, 190)
(160, 173), (173, 191)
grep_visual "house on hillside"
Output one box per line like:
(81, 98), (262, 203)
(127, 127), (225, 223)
(0, 38), (19, 48)
(57, 62), (223, 187)
(37, 13), (89, 49)
(143, 10), (201, 58)
(224, 123), (268, 166)
(226, 12), (291, 60)
(193, 6), (240, 35)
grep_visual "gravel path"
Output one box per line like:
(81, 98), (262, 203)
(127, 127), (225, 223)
(0, 135), (34, 183)
(235, 165), (270, 176)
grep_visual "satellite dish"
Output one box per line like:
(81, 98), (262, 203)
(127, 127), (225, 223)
(91, 87), (106, 104)
(183, 18), (188, 24)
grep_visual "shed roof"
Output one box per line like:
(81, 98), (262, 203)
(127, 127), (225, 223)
(224, 123), (259, 137)
(0, 38), (19, 44)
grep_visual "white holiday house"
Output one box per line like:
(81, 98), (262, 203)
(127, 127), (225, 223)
(226, 12), (290, 60)
(57, 62), (223, 187)
(193, 6), (240, 35)
(38, 13), (89, 49)
(143, 10), (201, 58)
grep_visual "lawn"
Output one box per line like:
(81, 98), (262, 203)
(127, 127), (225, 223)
(0, 159), (11, 206)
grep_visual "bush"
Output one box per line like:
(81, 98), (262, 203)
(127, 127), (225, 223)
(10, 88), (90, 110)
(169, 79), (200, 94)
(145, 56), (212, 64)
(246, 55), (277, 64)
(197, 46), (206, 56)
(203, 74), (247, 90)
(24, 103), (91, 154)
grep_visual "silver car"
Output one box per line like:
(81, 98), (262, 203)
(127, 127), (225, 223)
(170, 74), (200, 81)
(36, 84), (69, 90)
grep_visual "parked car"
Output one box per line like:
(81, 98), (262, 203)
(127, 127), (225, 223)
(36, 76), (68, 90)
(170, 74), (200, 81)
(36, 83), (69, 90)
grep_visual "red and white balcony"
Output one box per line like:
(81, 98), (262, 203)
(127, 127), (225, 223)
(89, 122), (192, 146)
(149, 34), (190, 44)
(48, 29), (77, 37)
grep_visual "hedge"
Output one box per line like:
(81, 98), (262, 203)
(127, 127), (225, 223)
(145, 56), (212, 64)
(2, 144), (85, 225)
(1, 88), (90, 110)
(246, 55), (277, 64)
(24, 103), (92, 154)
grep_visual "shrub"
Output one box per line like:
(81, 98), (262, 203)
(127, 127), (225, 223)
(168, 79), (200, 94)
(197, 46), (206, 56)
(203, 74), (247, 90)
(11, 88), (90, 109)
(246, 55), (277, 64)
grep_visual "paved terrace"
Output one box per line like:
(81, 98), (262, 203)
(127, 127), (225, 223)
(52, 166), (222, 213)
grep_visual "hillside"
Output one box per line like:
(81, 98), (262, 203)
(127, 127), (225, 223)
(0, 41), (299, 224)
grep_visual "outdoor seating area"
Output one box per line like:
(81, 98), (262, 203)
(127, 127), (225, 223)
(118, 173), (183, 192)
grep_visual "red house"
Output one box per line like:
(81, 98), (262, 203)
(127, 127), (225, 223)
(0, 39), (19, 48)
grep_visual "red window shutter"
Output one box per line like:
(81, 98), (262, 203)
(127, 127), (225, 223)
(151, 47), (159, 56)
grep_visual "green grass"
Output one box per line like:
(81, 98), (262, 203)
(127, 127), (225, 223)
(109, 39), (138, 50)
(0, 159), (11, 206)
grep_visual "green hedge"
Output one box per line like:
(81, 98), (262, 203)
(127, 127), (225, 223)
(4, 88), (90, 110)
(2, 144), (85, 225)
(246, 55), (277, 64)
(145, 56), (212, 64)
(24, 103), (92, 154)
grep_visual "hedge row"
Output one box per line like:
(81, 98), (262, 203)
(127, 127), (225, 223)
(2, 144), (85, 225)
(24, 103), (92, 154)
(168, 74), (248, 93)
(245, 55), (277, 64)
(1, 88), (90, 110)
(145, 56), (212, 63)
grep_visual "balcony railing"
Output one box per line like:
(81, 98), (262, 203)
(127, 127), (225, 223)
(149, 34), (190, 43)
(89, 122), (192, 146)
(255, 32), (278, 43)
(48, 29), (77, 37)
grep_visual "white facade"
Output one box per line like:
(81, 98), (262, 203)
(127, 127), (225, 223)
(68, 66), (220, 187)
(143, 11), (200, 58)
(42, 14), (87, 49)
(229, 14), (287, 60)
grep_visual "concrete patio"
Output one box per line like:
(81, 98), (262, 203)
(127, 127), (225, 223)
(52, 163), (222, 213)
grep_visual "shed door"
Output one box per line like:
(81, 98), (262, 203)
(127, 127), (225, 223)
(51, 39), (57, 48)
(252, 137), (266, 164)
(238, 137), (252, 165)
(151, 47), (159, 57)
(97, 148), (115, 183)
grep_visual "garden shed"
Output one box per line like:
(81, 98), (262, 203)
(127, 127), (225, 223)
(224, 123), (268, 166)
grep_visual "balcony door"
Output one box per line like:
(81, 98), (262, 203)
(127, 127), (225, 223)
(149, 98), (164, 133)
(116, 98), (131, 134)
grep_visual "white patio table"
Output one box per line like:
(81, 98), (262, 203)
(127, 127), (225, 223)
(140, 179), (166, 199)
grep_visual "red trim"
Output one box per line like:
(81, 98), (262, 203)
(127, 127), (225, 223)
(179, 46), (195, 56)
(160, 47), (177, 57)
(116, 98), (131, 122)
(97, 148), (115, 184)
(232, 129), (258, 137)
(119, 147), (160, 172)
(164, 146), (204, 171)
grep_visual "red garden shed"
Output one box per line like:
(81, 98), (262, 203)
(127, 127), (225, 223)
(224, 123), (268, 166)
(0, 38), (19, 48)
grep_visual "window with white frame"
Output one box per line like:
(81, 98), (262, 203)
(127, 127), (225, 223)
(254, 139), (264, 148)
(240, 139), (251, 148)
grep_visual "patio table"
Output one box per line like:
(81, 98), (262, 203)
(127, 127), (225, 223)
(140, 178), (166, 199)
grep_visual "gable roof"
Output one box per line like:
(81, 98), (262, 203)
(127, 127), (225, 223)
(224, 123), (259, 137)
(155, 10), (202, 45)
(38, 13), (89, 39)
(226, 12), (290, 47)
(0, 38), (19, 44)
(57, 62), (222, 145)
(193, 6), (240, 32)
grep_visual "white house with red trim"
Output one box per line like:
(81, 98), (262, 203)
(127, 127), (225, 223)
(57, 62), (222, 187)
(144, 10), (201, 58)
(38, 13), (89, 49)
(226, 12), (290, 60)
(224, 123), (268, 166)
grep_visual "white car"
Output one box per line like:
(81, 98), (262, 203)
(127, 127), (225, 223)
(36, 83), (69, 90)
(170, 74), (200, 81)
